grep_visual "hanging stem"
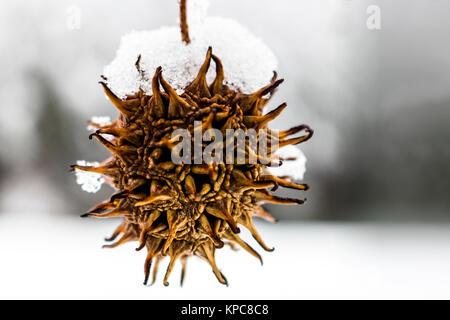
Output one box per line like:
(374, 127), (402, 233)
(180, 0), (191, 44)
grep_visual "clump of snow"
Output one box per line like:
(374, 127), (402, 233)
(268, 146), (307, 181)
(86, 116), (112, 131)
(103, 1), (278, 98)
(185, 0), (209, 26)
(74, 160), (105, 193)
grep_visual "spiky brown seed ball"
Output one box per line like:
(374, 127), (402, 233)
(73, 47), (313, 286)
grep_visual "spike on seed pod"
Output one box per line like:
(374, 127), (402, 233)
(73, 0), (313, 286)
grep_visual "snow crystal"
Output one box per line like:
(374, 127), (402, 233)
(103, 2), (278, 98)
(86, 116), (112, 131)
(268, 146), (307, 181)
(74, 160), (105, 193)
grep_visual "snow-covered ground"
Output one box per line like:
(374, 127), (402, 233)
(1, 212), (449, 299)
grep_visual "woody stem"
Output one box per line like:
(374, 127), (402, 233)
(180, 0), (191, 44)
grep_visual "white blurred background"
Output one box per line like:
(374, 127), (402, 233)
(0, 0), (449, 299)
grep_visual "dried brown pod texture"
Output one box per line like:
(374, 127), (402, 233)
(72, 47), (313, 286)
